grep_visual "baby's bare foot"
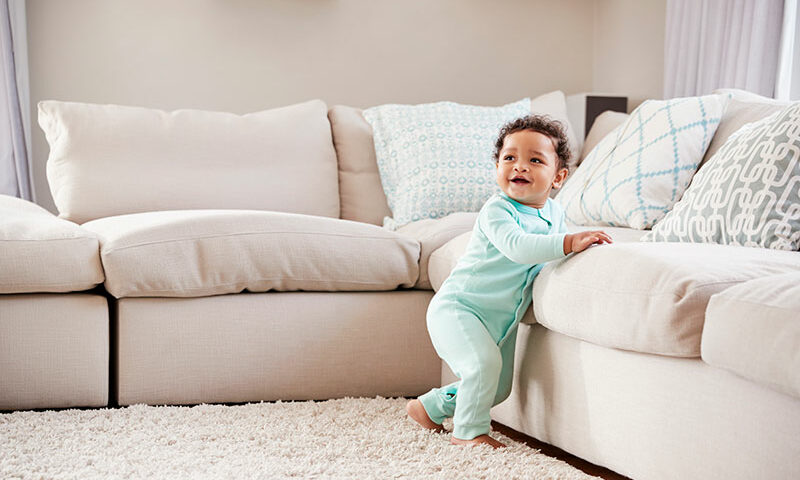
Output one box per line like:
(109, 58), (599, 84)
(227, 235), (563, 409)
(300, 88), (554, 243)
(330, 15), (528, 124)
(406, 399), (446, 433)
(450, 434), (506, 449)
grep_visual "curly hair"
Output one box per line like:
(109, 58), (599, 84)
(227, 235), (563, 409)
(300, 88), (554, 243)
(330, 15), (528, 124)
(493, 115), (571, 171)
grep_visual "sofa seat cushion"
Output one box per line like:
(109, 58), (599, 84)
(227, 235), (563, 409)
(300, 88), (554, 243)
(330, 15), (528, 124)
(533, 242), (800, 358)
(395, 212), (478, 290)
(702, 272), (800, 398)
(82, 210), (420, 298)
(0, 194), (103, 293)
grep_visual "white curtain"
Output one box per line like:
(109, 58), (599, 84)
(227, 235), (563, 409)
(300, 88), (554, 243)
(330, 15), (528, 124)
(775, 0), (800, 100)
(664, 0), (785, 99)
(0, 0), (31, 200)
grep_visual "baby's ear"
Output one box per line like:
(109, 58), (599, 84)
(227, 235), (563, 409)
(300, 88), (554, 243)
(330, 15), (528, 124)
(552, 167), (569, 189)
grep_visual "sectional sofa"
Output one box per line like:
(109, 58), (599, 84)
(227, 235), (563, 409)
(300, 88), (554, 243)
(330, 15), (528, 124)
(0, 90), (797, 480)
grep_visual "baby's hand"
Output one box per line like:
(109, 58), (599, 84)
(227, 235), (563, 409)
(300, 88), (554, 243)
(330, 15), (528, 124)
(563, 230), (613, 254)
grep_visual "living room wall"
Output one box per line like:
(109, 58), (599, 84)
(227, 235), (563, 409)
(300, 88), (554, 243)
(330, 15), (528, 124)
(25, 0), (664, 212)
(593, 0), (666, 109)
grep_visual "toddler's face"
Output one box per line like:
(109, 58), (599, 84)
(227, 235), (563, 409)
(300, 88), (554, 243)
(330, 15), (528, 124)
(495, 130), (567, 208)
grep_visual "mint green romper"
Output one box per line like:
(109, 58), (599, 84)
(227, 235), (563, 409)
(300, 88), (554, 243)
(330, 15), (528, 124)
(418, 192), (568, 440)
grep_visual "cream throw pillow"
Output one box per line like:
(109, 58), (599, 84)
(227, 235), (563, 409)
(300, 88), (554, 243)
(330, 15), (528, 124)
(40, 100), (339, 223)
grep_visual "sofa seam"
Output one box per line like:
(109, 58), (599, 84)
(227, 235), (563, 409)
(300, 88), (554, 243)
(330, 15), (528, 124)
(2, 280), (102, 288)
(543, 278), (749, 298)
(711, 295), (800, 312)
(101, 230), (416, 253)
(111, 277), (413, 296)
(0, 237), (97, 242)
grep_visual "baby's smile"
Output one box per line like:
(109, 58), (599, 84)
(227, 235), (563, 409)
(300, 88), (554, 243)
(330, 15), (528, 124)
(510, 176), (530, 185)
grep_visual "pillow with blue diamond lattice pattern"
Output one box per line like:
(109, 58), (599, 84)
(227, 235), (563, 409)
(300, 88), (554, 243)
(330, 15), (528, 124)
(556, 94), (728, 229)
(363, 98), (530, 230)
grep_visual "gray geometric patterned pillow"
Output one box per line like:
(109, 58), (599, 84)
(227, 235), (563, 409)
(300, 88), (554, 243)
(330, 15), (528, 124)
(643, 102), (800, 250)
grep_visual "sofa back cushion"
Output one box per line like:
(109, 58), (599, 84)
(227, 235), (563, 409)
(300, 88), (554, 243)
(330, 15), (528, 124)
(699, 98), (786, 169)
(39, 100), (339, 224)
(578, 110), (629, 166)
(328, 105), (393, 225)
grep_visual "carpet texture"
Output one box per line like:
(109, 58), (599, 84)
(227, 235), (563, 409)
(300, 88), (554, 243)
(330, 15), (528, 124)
(1, 397), (599, 479)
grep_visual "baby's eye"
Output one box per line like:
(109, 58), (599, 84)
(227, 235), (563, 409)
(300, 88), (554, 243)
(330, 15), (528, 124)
(530, 158), (542, 164)
(504, 155), (514, 161)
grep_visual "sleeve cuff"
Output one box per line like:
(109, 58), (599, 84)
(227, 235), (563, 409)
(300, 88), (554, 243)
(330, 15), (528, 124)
(554, 232), (568, 258)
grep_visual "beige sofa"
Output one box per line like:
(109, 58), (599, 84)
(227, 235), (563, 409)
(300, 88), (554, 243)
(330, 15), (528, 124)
(1, 90), (797, 480)
(429, 94), (800, 480)
(0, 196), (107, 410)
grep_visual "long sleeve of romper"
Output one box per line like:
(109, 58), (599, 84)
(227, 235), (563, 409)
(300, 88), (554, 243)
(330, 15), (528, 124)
(478, 199), (568, 265)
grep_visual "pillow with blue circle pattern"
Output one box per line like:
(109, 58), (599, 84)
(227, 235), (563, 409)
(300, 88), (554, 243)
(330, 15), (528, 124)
(556, 94), (728, 229)
(363, 98), (530, 230)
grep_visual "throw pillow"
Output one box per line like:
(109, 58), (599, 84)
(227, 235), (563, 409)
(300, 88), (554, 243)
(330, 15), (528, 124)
(643, 102), (800, 250)
(39, 99), (339, 224)
(555, 94), (728, 229)
(363, 98), (531, 229)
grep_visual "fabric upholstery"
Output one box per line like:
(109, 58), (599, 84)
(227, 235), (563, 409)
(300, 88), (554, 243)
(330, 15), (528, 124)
(0, 294), (108, 410)
(700, 95), (786, 168)
(115, 291), (439, 406)
(82, 210), (420, 298)
(395, 212), (478, 289)
(427, 231), (471, 293)
(532, 242), (800, 357)
(427, 225), (647, 293)
(329, 105), (392, 225)
(702, 272), (800, 399)
(578, 110), (629, 166)
(0, 194), (103, 294)
(487, 323), (800, 480)
(39, 99), (339, 223)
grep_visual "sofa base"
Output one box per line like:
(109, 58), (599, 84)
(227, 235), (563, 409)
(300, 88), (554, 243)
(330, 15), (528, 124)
(0, 293), (109, 411)
(456, 323), (800, 480)
(116, 290), (439, 406)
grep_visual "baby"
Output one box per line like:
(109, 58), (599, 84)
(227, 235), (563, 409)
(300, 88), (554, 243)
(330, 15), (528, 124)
(406, 115), (612, 448)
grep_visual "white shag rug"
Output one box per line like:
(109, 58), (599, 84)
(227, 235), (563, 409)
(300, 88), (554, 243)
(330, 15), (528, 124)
(1, 397), (600, 479)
